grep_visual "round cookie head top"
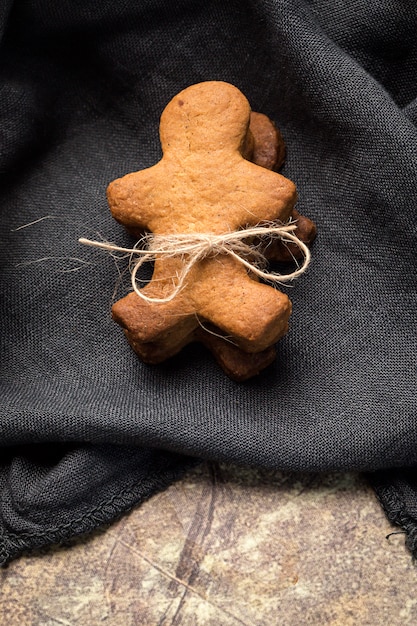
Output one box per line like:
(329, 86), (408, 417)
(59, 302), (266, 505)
(159, 81), (251, 154)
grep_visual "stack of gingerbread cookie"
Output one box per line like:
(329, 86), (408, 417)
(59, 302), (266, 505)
(106, 81), (316, 381)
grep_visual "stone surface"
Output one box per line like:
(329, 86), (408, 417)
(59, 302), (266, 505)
(1, 463), (416, 625)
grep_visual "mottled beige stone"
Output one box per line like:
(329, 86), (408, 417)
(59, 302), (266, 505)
(1, 464), (417, 625)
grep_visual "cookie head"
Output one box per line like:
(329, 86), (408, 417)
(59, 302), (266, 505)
(159, 81), (251, 153)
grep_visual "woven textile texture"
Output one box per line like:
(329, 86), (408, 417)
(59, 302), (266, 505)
(1, 0), (416, 564)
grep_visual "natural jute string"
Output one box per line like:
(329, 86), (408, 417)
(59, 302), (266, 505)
(79, 222), (311, 304)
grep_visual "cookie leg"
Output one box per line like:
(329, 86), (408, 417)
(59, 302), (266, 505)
(112, 291), (197, 360)
(195, 325), (277, 381)
(191, 257), (291, 353)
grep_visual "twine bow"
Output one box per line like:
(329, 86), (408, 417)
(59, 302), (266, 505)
(79, 222), (311, 304)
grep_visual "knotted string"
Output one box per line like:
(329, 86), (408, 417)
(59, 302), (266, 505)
(79, 222), (311, 304)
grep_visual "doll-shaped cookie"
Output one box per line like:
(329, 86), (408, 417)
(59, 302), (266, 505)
(107, 81), (312, 379)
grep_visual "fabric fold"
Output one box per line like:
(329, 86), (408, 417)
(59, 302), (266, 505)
(1, 0), (416, 564)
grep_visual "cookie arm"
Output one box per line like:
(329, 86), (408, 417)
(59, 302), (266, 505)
(219, 160), (297, 229)
(106, 164), (166, 233)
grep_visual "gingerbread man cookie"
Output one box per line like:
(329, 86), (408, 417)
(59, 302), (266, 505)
(104, 81), (315, 380)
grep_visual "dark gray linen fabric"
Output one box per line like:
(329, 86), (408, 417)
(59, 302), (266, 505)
(1, 0), (416, 564)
